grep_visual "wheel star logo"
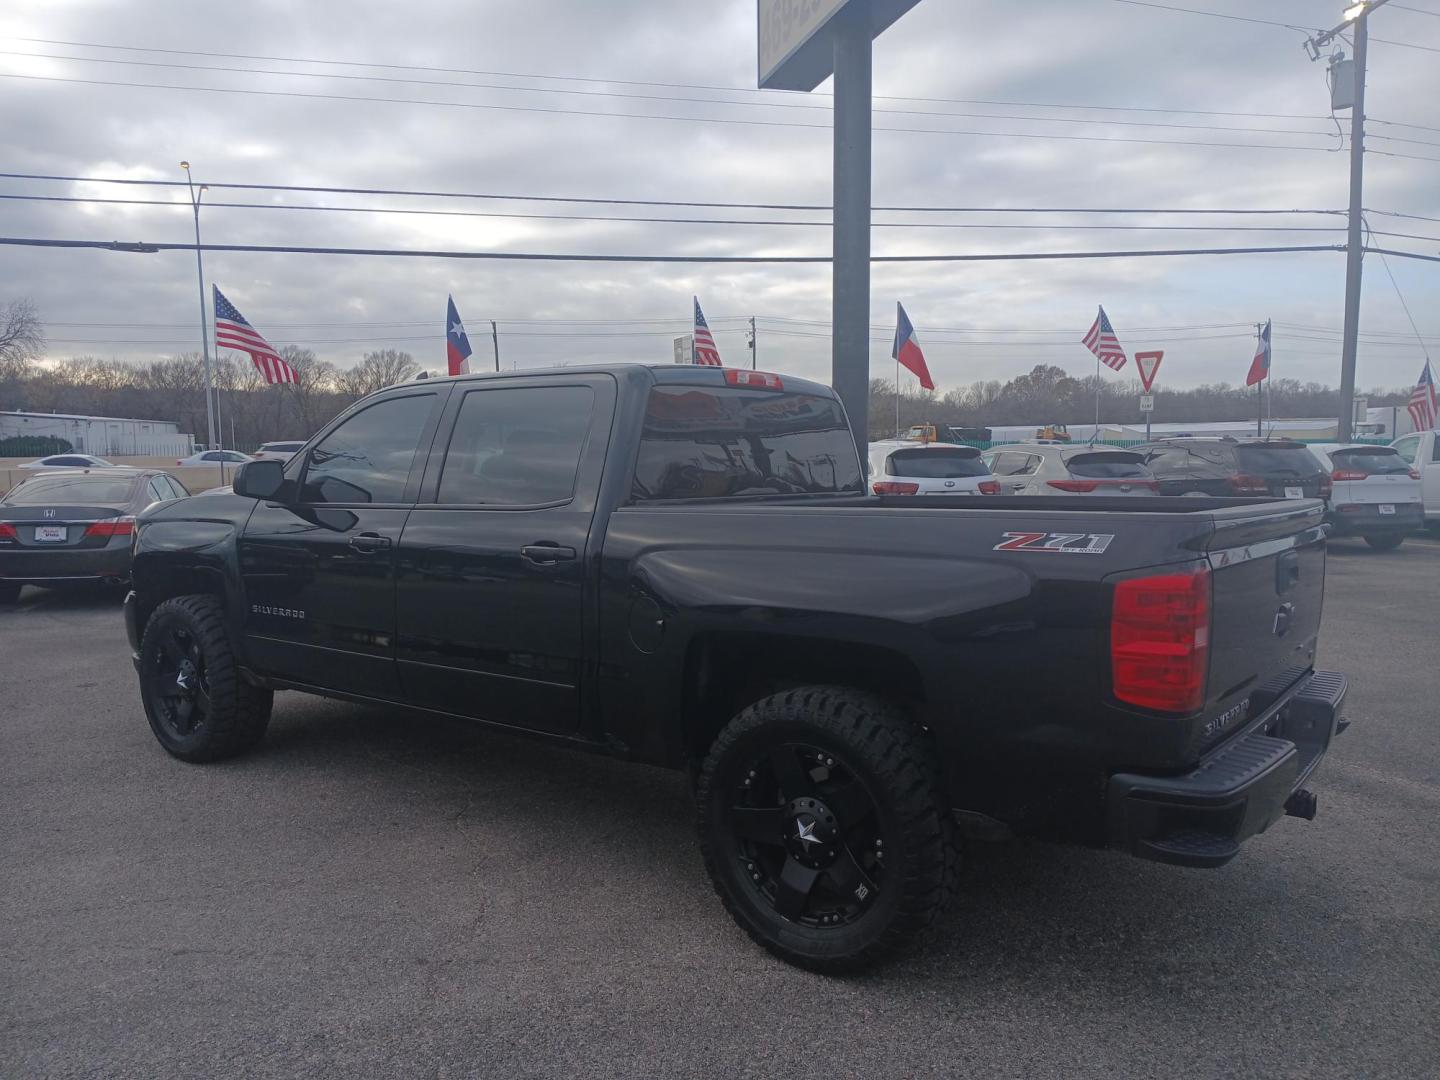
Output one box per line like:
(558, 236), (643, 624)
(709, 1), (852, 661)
(794, 819), (822, 848)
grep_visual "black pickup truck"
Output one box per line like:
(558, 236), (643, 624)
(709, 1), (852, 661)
(124, 364), (1347, 971)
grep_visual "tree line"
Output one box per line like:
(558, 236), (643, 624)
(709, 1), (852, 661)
(867, 364), (1414, 438)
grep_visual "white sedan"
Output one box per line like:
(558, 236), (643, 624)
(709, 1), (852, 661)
(175, 450), (254, 467)
(19, 454), (130, 470)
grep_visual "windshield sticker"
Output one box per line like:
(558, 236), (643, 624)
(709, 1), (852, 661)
(994, 532), (1115, 554)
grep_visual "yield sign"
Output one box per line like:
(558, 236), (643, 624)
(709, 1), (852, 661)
(1135, 350), (1164, 392)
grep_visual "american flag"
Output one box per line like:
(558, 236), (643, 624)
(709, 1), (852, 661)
(214, 286), (297, 385)
(1408, 360), (1438, 431)
(692, 297), (723, 366)
(1082, 305), (1128, 372)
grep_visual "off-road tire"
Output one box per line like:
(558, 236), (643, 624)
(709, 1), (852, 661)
(1363, 534), (1404, 551)
(697, 686), (958, 973)
(139, 594), (273, 762)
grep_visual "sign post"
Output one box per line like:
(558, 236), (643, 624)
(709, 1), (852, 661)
(759, 0), (923, 461)
(1135, 351), (1163, 441)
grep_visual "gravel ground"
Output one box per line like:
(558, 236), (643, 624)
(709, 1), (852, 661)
(2, 533), (1437, 1078)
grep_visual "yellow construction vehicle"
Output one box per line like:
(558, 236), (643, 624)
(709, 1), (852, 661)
(1034, 424), (1072, 443)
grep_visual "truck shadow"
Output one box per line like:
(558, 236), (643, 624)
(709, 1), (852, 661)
(256, 696), (1367, 1000)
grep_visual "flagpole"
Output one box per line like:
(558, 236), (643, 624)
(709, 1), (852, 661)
(181, 161), (217, 451)
(1094, 352), (1101, 437)
(895, 353), (901, 438)
(1257, 322), (1264, 437)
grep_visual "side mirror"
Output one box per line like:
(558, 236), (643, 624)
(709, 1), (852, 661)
(233, 459), (285, 500)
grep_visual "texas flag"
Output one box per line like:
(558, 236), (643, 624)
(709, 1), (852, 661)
(1245, 319), (1272, 387)
(446, 295), (473, 376)
(892, 302), (934, 391)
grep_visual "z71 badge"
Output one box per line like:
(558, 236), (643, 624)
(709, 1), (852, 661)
(993, 532), (1115, 554)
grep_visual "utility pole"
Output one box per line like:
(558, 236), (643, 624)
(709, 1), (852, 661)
(1256, 322), (1265, 437)
(1306, 0), (1391, 442)
(180, 161), (217, 450)
(748, 316), (757, 370)
(491, 320), (500, 372)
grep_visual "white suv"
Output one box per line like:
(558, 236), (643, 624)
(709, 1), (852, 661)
(982, 443), (1159, 496)
(1310, 443), (1423, 550)
(866, 441), (1000, 495)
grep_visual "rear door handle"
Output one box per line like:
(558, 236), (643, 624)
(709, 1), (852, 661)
(348, 533), (392, 554)
(522, 543), (577, 564)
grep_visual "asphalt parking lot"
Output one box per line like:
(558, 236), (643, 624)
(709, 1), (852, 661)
(3, 534), (1438, 1079)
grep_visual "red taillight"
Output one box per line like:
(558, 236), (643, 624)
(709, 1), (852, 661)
(84, 517), (135, 538)
(1339, 504), (1363, 513)
(1331, 469), (1367, 481)
(0, 523), (17, 540)
(872, 481), (920, 495)
(724, 369), (784, 390)
(1410, 469), (1421, 481)
(1111, 566), (1211, 714)
(1319, 478), (1332, 498)
(1047, 479), (1098, 493)
(978, 480), (1001, 495)
(1228, 473), (1268, 494)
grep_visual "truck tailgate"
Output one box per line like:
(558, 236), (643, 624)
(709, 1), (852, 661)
(1201, 500), (1327, 748)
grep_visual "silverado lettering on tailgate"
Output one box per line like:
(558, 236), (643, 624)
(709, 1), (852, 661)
(993, 532), (1115, 554)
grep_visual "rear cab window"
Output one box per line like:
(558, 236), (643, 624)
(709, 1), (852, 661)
(632, 384), (862, 500)
(886, 448), (988, 479)
(1064, 452), (1149, 479)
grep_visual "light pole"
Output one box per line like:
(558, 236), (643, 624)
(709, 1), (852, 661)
(181, 161), (218, 450)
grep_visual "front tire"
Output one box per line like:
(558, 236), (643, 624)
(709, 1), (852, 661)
(1364, 534), (1404, 551)
(697, 686), (958, 972)
(139, 595), (273, 762)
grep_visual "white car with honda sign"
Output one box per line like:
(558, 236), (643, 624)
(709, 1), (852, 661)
(1310, 443), (1424, 549)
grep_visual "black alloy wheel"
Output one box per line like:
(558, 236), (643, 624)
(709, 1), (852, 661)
(698, 686), (958, 972)
(728, 743), (886, 929)
(139, 595), (272, 762)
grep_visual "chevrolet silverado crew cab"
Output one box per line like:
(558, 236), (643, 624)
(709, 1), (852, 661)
(125, 364), (1348, 971)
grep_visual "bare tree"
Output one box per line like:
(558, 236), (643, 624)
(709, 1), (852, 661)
(336, 349), (419, 398)
(280, 346), (339, 435)
(0, 298), (45, 380)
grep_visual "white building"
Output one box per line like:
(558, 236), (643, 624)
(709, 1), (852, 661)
(0, 411), (196, 456)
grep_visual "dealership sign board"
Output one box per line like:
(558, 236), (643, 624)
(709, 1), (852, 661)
(758, 0), (922, 90)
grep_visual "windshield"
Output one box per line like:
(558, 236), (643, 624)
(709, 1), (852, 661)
(4, 476), (136, 505)
(1330, 448), (1410, 475)
(632, 386), (863, 500)
(886, 448), (988, 479)
(1235, 445), (1325, 477)
(1065, 452), (1149, 479)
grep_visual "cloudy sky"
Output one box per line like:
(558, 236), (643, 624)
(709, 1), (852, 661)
(1, 0), (1437, 393)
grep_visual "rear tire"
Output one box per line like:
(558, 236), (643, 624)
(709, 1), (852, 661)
(0, 581), (20, 603)
(139, 594), (272, 762)
(697, 686), (958, 972)
(1363, 534), (1404, 551)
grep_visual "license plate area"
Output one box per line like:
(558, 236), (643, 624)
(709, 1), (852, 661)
(34, 525), (68, 542)
(1284, 486), (1304, 499)
(1378, 504), (1395, 515)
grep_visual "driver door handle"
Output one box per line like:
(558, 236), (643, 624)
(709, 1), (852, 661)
(522, 543), (577, 564)
(348, 533), (392, 553)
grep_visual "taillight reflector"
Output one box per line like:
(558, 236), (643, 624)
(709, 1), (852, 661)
(1228, 473), (1268, 494)
(1331, 469), (1367, 481)
(84, 517), (135, 538)
(1409, 469), (1421, 481)
(0, 523), (17, 540)
(1111, 567), (1211, 714)
(1048, 479), (1158, 493)
(978, 480), (1001, 495)
(724, 369), (784, 390)
(872, 481), (920, 495)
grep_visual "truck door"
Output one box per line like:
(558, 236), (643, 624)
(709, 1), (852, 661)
(239, 389), (446, 699)
(395, 375), (615, 734)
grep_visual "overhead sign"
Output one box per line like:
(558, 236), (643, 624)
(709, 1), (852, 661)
(758, 0), (923, 91)
(1139, 395), (1155, 413)
(1135, 350), (1164, 392)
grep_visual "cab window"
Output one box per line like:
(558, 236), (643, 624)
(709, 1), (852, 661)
(299, 393), (436, 504)
(1389, 436), (1420, 465)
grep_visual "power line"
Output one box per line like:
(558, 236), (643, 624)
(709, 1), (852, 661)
(0, 234), (1346, 263)
(0, 49), (1351, 138)
(1366, 246), (1440, 263)
(1391, 4), (1440, 16)
(1100, 0), (1311, 31)
(0, 73), (1354, 154)
(0, 172), (1346, 217)
(0, 192), (1351, 233)
(1365, 207), (1440, 224)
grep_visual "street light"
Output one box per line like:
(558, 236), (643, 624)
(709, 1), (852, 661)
(1343, 3), (1369, 21)
(181, 161), (218, 450)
